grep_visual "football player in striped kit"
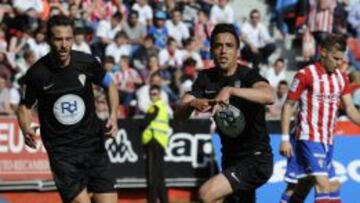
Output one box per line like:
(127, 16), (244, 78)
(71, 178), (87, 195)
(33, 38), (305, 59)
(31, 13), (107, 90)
(280, 34), (360, 203)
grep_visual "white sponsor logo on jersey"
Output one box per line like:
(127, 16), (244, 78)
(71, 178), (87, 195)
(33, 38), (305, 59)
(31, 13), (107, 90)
(290, 78), (300, 92)
(53, 94), (85, 125)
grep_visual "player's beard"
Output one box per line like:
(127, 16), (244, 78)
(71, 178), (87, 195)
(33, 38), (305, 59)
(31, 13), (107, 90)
(56, 49), (71, 66)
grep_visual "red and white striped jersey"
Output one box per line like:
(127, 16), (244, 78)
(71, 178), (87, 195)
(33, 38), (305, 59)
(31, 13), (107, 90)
(308, 0), (336, 33)
(287, 62), (351, 144)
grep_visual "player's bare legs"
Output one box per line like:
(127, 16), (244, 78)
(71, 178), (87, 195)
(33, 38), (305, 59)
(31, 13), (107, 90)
(199, 173), (233, 203)
(93, 192), (118, 203)
(314, 176), (330, 194)
(330, 180), (340, 192)
(71, 188), (91, 203)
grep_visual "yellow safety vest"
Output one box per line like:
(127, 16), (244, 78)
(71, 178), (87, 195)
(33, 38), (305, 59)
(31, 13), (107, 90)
(141, 100), (170, 149)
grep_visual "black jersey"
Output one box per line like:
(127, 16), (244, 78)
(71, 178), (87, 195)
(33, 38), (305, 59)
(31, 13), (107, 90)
(20, 51), (107, 154)
(189, 65), (272, 157)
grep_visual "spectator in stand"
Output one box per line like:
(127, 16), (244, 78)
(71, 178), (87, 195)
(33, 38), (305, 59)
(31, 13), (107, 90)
(263, 58), (287, 89)
(0, 29), (7, 52)
(0, 51), (16, 82)
(140, 55), (171, 85)
(165, 8), (190, 47)
(348, 1), (360, 38)
(182, 0), (202, 31)
(103, 55), (116, 72)
(182, 37), (204, 70)
(333, 0), (349, 35)
(267, 80), (289, 119)
(308, 0), (337, 49)
(241, 9), (276, 70)
(179, 58), (197, 97)
(132, 0), (153, 26)
(210, 0), (234, 24)
(113, 55), (143, 108)
(347, 37), (360, 71)
(123, 10), (147, 46)
(94, 11), (123, 58)
(158, 37), (184, 70)
(194, 10), (214, 67)
(0, 74), (14, 115)
(12, 0), (43, 15)
(103, 0), (128, 20)
(26, 28), (50, 61)
(48, 0), (69, 16)
(82, 0), (114, 22)
(8, 30), (29, 57)
(68, 3), (88, 30)
(148, 10), (169, 49)
(136, 71), (173, 116)
(14, 50), (36, 87)
(132, 35), (160, 70)
(105, 31), (132, 64)
(72, 28), (92, 55)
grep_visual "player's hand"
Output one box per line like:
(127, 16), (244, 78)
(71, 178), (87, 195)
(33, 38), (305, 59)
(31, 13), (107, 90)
(105, 114), (118, 137)
(190, 98), (217, 112)
(279, 141), (293, 158)
(23, 126), (38, 149)
(215, 87), (232, 105)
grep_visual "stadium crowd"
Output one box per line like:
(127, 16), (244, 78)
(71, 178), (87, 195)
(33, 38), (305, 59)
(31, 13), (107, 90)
(0, 0), (359, 119)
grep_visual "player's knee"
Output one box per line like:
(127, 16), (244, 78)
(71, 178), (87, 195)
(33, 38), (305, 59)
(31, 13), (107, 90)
(315, 179), (330, 193)
(330, 180), (341, 192)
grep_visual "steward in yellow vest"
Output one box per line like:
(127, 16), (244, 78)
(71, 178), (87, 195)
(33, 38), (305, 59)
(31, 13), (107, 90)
(142, 85), (170, 203)
(141, 98), (170, 149)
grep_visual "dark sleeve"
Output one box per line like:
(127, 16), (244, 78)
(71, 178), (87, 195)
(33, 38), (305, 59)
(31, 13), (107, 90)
(143, 106), (159, 128)
(243, 68), (269, 87)
(19, 71), (38, 107)
(89, 57), (107, 87)
(187, 71), (205, 98)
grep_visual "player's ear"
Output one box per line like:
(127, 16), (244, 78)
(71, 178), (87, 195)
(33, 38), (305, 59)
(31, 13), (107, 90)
(319, 47), (327, 58)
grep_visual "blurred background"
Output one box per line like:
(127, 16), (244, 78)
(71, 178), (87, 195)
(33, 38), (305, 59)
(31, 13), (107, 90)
(0, 0), (359, 202)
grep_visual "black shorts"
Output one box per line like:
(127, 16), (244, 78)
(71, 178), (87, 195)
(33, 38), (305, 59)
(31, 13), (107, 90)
(222, 151), (273, 203)
(49, 150), (116, 203)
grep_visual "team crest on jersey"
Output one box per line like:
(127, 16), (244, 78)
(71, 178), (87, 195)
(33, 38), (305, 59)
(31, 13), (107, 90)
(78, 74), (86, 86)
(290, 78), (299, 92)
(53, 94), (85, 125)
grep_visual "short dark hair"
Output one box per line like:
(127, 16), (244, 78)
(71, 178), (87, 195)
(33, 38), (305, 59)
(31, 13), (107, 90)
(114, 31), (128, 39)
(145, 34), (155, 42)
(210, 23), (240, 49)
(112, 12), (123, 21)
(167, 37), (177, 46)
(47, 15), (74, 40)
(150, 70), (162, 79)
(150, 85), (161, 92)
(129, 10), (139, 18)
(250, 9), (260, 18)
(278, 80), (288, 86)
(275, 58), (285, 64)
(322, 34), (347, 52)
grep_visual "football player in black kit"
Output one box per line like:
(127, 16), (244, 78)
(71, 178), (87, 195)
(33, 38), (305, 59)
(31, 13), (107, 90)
(16, 15), (119, 203)
(175, 24), (274, 203)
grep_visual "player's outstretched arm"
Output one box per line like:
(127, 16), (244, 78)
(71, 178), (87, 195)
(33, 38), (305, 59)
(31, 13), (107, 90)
(215, 81), (274, 105)
(17, 105), (37, 148)
(342, 94), (360, 125)
(174, 94), (217, 120)
(104, 82), (119, 137)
